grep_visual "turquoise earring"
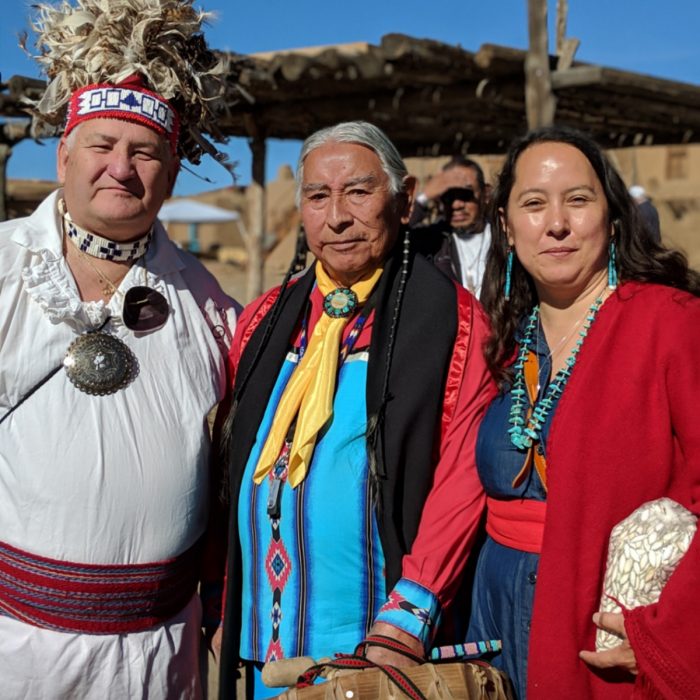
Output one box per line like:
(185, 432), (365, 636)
(505, 246), (514, 301)
(608, 239), (618, 290)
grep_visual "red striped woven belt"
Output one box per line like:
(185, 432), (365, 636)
(486, 496), (546, 554)
(0, 538), (201, 634)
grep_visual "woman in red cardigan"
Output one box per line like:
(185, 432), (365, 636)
(467, 125), (700, 699)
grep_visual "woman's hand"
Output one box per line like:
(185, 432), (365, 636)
(579, 612), (638, 675)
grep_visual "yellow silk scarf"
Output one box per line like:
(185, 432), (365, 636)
(252, 261), (383, 488)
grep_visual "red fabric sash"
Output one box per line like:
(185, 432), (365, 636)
(486, 496), (546, 554)
(0, 539), (201, 634)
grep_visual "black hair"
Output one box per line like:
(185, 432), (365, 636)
(481, 125), (700, 384)
(442, 155), (486, 193)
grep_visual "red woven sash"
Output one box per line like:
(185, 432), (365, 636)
(0, 539), (201, 634)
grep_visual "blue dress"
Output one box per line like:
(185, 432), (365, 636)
(466, 324), (560, 700)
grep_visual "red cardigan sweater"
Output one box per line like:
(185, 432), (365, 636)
(527, 282), (700, 698)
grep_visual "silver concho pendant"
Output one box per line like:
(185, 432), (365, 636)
(323, 288), (358, 318)
(63, 331), (135, 395)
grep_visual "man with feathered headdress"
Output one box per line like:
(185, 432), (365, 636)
(0, 1), (241, 696)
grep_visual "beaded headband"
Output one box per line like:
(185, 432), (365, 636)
(65, 79), (180, 155)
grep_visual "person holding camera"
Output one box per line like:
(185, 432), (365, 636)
(411, 156), (491, 298)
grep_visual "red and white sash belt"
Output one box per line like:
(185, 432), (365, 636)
(0, 538), (201, 634)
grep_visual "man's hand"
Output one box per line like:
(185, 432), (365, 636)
(579, 612), (638, 675)
(209, 626), (223, 663)
(364, 622), (424, 668)
(422, 169), (476, 201)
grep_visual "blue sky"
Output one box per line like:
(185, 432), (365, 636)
(2, 0), (699, 196)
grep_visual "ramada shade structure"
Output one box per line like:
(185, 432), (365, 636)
(209, 32), (700, 298)
(217, 33), (700, 156)
(3, 33), (698, 163)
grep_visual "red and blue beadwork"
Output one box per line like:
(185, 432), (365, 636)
(323, 288), (358, 318)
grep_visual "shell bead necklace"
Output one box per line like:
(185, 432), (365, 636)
(508, 295), (605, 451)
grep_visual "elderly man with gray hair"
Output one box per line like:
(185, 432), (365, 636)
(217, 121), (495, 698)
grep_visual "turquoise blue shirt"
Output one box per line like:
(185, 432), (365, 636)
(238, 345), (440, 668)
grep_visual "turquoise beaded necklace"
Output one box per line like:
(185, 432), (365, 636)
(508, 295), (605, 451)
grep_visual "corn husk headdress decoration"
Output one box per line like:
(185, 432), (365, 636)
(21, 0), (242, 167)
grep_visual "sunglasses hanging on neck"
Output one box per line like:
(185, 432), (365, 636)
(122, 286), (169, 332)
(72, 236), (170, 333)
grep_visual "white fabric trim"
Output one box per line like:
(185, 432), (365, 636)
(453, 222), (491, 299)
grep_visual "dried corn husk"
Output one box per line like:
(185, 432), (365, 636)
(20, 0), (247, 167)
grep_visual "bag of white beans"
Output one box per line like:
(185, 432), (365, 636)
(596, 498), (697, 651)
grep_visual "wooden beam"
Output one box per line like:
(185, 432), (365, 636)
(0, 121), (33, 222)
(556, 0), (568, 53)
(555, 0), (580, 71)
(557, 37), (580, 72)
(551, 66), (604, 89)
(242, 113), (267, 302)
(525, 0), (556, 128)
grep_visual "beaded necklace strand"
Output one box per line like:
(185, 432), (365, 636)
(508, 294), (605, 451)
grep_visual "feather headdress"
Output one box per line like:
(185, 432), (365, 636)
(21, 0), (242, 167)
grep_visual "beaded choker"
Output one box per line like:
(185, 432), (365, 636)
(59, 199), (152, 262)
(508, 295), (604, 450)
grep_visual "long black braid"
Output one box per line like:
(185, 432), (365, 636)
(366, 227), (412, 507)
(219, 225), (308, 501)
